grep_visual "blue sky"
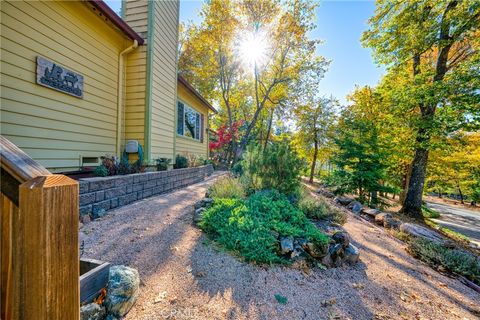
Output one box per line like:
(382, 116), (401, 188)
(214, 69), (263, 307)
(105, 0), (384, 105)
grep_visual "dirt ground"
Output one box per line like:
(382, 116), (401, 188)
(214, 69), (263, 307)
(80, 173), (480, 320)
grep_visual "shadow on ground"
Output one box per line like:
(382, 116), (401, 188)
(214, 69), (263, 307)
(80, 173), (480, 320)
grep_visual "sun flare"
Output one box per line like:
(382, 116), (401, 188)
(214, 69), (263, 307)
(238, 31), (269, 68)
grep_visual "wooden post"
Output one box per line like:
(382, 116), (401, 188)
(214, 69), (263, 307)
(15, 175), (79, 319)
(1, 194), (16, 319)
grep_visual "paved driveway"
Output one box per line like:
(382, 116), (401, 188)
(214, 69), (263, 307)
(427, 201), (480, 247)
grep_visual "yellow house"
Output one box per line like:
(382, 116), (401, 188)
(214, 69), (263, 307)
(0, 0), (215, 172)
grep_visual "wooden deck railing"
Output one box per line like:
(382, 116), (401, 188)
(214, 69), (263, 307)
(1, 136), (79, 319)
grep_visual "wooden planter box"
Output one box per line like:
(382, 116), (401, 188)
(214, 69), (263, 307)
(80, 258), (110, 304)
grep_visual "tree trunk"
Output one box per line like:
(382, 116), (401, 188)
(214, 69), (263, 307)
(399, 163), (411, 204)
(371, 190), (378, 207)
(400, 145), (429, 217)
(400, 1), (457, 216)
(309, 138), (318, 183)
(264, 108), (274, 150)
(457, 181), (464, 204)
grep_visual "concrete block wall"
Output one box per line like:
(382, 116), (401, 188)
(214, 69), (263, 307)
(79, 164), (214, 217)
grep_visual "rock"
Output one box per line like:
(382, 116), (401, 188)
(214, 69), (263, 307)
(374, 212), (392, 225)
(399, 223), (445, 243)
(295, 237), (308, 248)
(105, 265), (140, 318)
(361, 208), (380, 217)
(92, 209), (106, 220)
(321, 253), (333, 267)
(205, 189), (212, 198)
(317, 189), (335, 198)
(383, 217), (401, 229)
(304, 242), (324, 258)
(328, 243), (345, 267)
(344, 244), (360, 264)
(203, 198), (214, 206)
(194, 201), (203, 209)
(194, 198), (214, 209)
(291, 242), (307, 259)
(280, 236), (294, 254)
(332, 231), (350, 248)
(80, 214), (92, 224)
(347, 201), (363, 214)
(80, 303), (106, 320)
(334, 196), (353, 206)
(193, 207), (206, 224)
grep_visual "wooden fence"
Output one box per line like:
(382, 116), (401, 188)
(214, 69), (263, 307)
(1, 136), (79, 319)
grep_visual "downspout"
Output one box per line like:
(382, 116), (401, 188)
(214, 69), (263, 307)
(116, 39), (138, 156)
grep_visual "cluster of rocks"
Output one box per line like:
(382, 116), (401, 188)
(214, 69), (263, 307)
(332, 195), (451, 245)
(333, 196), (402, 230)
(81, 265), (140, 320)
(193, 196), (360, 268)
(193, 197), (214, 223)
(278, 231), (360, 267)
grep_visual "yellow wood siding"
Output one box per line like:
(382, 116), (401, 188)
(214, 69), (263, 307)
(0, 1), (130, 172)
(149, 0), (180, 161)
(123, 0), (148, 150)
(123, 0), (148, 37)
(176, 82), (209, 158)
(124, 45), (146, 146)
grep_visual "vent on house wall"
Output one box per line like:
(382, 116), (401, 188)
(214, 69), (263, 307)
(82, 157), (99, 165)
(125, 140), (139, 153)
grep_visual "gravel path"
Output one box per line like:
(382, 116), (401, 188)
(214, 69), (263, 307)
(80, 173), (480, 320)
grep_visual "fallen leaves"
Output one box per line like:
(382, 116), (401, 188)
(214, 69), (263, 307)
(274, 294), (288, 305)
(195, 271), (207, 277)
(400, 291), (422, 303)
(94, 288), (107, 305)
(321, 298), (337, 307)
(352, 283), (365, 289)
(153, 291), (167, 304)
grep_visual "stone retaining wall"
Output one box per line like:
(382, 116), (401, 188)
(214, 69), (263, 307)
(79, 165), (214, 217)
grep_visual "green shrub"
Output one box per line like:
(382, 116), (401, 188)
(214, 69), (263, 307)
(199, 190), (329, 264)
(407, 238), (480, 285)
(231, 161), (243, 177)
(209, 176), (245, 199)
(422, 205), (441, 219)
(94, 165), (108, 177)
(174, 154), (188, 169)
(95, 148), (146, 176)
(298, 192), (330, 220)
(186, 154), (205, 167)
(297, 188), (347, 224)
(155, 158), (171, 171)
(240, 142), (304, 195)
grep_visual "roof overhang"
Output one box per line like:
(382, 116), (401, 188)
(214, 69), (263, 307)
(87, 0), (144, 45)
(178, 75), (217, 114)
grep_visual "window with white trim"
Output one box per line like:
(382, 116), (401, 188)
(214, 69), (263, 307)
(177, 101), (204, 141)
